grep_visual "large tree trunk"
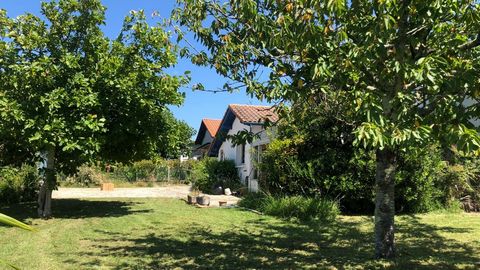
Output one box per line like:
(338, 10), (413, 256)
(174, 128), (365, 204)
(38, 148), (55, 218)
(374, 148), (396, 259)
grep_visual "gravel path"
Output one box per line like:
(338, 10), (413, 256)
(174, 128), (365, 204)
(52, 185), (241, 207)
(53, 185), (192, 199)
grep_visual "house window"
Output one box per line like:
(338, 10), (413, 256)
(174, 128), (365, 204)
(235, 144), (246, 165)
(253, 146), (259, 179)
(253, 144), (267, 180)
(241, 144), (245, 164)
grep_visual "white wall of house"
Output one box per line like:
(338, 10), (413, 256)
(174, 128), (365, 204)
(201, 132), (214, 145)
(217, 118), (275, 192)
(218, 118), (251, 186)
(464, 98), (479, 127)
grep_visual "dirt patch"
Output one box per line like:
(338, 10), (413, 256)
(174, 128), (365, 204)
(52, 185), (240, 207)
(53, 185), (192, 199)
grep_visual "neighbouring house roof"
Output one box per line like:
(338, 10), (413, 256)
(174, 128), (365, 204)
(228, 104), (279, 124)
(203, 119), (222, 137)
(207, 104), (279, 157)
(194, 119), (222, 145)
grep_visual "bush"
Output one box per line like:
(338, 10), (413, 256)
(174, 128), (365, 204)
(112, 160), (166, 182)
(109, 159), (194, 183)
(58, 165), (105, 187)
(58, 159), (198, 186)
(239, 193), (339, 222)
(168, 159), (196, 182)
(132, 160), (160, 181)
(260, 138), (376, 214)
(395, 146), (447, 213)
(396, 147), (480, 213)
(192, 158), (241, 193)
(443, 157), (480, 212)
(76, 165), (104, 186)
(0, 165), (39, 205)
(260, 137), (478, 214)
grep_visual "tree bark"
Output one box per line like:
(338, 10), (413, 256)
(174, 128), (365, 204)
(38, 148), (55, 219)
(374, 148), (396, 259)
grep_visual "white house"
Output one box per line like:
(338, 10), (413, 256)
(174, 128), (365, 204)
(192, 118), (222, 159)
(464, 98), (479, 127)
(208, 104), (278, 192)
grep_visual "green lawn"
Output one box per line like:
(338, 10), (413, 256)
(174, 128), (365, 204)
(1, 198), (479, 269)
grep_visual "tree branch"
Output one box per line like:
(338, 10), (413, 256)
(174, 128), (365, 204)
(458, 33), (480, 51)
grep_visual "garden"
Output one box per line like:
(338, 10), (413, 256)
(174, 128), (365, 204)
(1, 0), (480, 269)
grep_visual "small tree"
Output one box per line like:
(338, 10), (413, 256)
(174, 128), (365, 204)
(0, 0), (188, 218)
(157, 110), (196, 159)
(174, 0), (480, 258)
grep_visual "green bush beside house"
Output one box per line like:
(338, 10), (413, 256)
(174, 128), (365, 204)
(259, 138), (480, 214)
(191, 158), (241, 194)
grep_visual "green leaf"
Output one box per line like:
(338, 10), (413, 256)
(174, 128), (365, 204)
(28, 132), (42, 142)
(0, 213), (34, 231)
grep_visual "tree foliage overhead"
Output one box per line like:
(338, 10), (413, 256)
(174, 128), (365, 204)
(174, 0), (480, 154)
(0, 0), (190, 172)
(174, 0), (480, 259)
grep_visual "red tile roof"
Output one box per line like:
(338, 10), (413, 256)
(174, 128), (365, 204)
(202, 119), (221, 137)
(228, 104), (279, 124)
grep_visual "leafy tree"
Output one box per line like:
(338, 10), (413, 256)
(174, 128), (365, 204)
(174, 0), (480, 258)
(157, 110), (196, 159)
(0, 0), (188, 218)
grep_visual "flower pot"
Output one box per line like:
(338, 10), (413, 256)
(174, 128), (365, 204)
(187, 194), (198, 204)
(197, 196), (210, 206)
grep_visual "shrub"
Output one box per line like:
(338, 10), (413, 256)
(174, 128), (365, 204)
(58, 164), (106, 187)
(260, 137), (478, 214)
(395, 146), (447, 213)
(192, 158), (241, 193)
(168, 159), (196, 182)
(75, 165), (104, 186)
(239, 192), (339, 222)
(111, 160), (185, 183)
(443, 157), (480, 212)
(237, 192), (268, 210)
(259, 138), (376, 214)
(0, 165), (39, 205)
(132, 160), (159, 181)
(396, 147), (480, 213)
(59, 159), (199, 186)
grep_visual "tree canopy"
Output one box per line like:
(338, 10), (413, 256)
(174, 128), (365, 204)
(174, 0), (480, 258)
(0, 0), (190, 173)
(174, 0), (479, 153)
(0, 0), (191, 217)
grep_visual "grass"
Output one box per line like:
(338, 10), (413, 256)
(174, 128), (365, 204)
(0, 198), (479, 269)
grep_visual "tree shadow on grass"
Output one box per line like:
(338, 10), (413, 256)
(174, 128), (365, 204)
(68, 210), (479, 269)
(0, 199), (152, 221)
(70, 223), (366, 269)
(395, 215), (479, 269)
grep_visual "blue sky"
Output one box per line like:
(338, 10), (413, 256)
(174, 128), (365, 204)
(0, 0), (269, 135)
